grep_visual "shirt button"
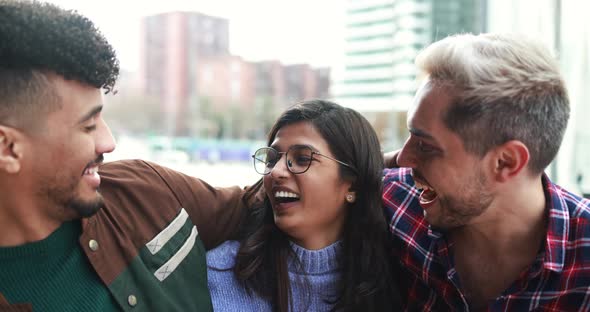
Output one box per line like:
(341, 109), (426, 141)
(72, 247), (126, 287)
(88, 239), (99, 251)
(128, 295), (137, 307)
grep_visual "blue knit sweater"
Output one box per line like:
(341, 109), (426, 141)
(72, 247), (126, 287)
(206, 240), (342, 312)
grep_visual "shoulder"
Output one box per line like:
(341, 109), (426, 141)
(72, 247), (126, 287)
(99, 159), (180, 195)
(541, 186), (590, 301)
(100, 159), (166, 178)
(100, 159), (154, 173)
(561, 189), (590, 241)
(99, 160), (248, 249)
(98, 159), (188, 216)
(382, 168), (421, 205)
(98, 159), (182, 216)
(545, 182), (590, 267)
(382, 167), (414, 185)
(381, 168), (423, 223)
(381, 168), (435, 255)
(97, 160), (214, 248)
(207, 240), (240, 270)
(546, 181), (590, 222)
(100, 159), (192, 188)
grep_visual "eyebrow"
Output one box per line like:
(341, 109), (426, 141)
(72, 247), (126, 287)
(270, 143), (318, 152)
(77, 105), (103, 124)
(409, 127), (435, 140)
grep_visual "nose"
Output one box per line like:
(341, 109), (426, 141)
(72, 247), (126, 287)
(269, 154), (290, 179)
(396, 137), (416, 168)
(95, 117), (116, 155)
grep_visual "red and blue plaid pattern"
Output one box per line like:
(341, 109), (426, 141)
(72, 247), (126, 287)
(383, 168), (590, 311)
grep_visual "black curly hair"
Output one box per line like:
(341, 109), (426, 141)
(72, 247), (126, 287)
(0, 0), (119, 92)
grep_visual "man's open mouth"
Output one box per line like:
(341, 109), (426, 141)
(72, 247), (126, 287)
(413, 174), (438, 207)
(83, 165), (99, 176)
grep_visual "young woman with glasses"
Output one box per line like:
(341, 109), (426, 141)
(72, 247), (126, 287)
(206, 99), (401, 311)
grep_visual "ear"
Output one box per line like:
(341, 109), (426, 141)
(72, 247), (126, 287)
(0, 126), (24, 174)
(490, 140), (530, 182)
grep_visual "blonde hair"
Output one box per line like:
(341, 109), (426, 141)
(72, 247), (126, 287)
(416, 33), (569, 174)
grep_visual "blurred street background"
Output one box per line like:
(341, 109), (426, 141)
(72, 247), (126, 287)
(50, 0), (590, 196)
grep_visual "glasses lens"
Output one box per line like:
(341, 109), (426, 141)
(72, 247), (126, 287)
(253, 148), (277, 175)
(287, 146), (313, 174)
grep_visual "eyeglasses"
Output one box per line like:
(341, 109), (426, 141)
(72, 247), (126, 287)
(252, 145), (356, 175)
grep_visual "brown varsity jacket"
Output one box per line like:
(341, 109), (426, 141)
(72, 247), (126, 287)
(0, 159), (251, 311)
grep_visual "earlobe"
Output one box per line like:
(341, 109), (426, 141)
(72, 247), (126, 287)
(0, 126), (23, 174)
(493, 141), (530, 182)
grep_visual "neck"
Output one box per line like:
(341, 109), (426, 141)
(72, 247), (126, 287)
(291, 234), (341, 250)
(0, 183), (64, 247)
(289, 226), (343, 250)
(451, 175), (547, 255)
(284, 211), (346, 250)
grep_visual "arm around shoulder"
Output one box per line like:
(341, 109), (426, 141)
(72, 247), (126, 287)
(140, 161), (260, 250)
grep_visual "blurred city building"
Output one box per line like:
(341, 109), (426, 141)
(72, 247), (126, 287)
(139, 11), (230, 136)
(97, 0), (588, 194)
(139, 11), (329, 137)
(332, 0), (485, 147)
(255, 60), (286, 105)
(284, 64), (324, 104)
(196, 55), (256, 113)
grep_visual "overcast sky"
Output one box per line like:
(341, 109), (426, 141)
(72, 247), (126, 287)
(47, 0), (346, 71)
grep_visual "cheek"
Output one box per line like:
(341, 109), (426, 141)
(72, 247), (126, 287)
(43, 140), (69, 164)
(419, 158), (446, 181)
(303, 176), (348, 204)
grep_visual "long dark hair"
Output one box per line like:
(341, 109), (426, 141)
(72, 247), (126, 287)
(234, 99), (400, 311)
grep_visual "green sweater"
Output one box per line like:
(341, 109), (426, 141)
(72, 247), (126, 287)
(0, 221), (119, 311)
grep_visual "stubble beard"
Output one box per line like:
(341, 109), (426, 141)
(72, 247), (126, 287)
(64, 192), (105, 218)
(39, 173), (105, 219)
(431, 172), (493, 231)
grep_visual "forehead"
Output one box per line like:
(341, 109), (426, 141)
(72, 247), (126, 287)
(48, 76), (103, 121)
(407, 79), (455, 131)
(271, 121), (329, 150)
(53, 76), (102, 105)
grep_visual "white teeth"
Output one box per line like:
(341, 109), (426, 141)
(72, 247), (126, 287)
(274, 191), (300, 199)
(85, 166), (98, 175)
(414, 181), (432, 192)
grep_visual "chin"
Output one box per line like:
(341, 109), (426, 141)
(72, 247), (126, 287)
(273, 215), (287, 227)
(67, 194), (105, 218)
(432, 215), (468, 231)
(273, 217), (296, 233)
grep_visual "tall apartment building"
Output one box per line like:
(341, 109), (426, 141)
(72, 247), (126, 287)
(139, 11), (229, 135)
(431, 0), (486, 42)
(332, 0), (484, 146)
(333, 0), (429, 113)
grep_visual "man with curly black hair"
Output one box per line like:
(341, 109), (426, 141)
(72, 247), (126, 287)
(0, 1), (248, 311)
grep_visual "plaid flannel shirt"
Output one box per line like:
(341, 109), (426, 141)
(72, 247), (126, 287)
(383, 168), (590, 311)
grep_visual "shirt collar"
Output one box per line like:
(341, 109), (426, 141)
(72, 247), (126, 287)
(541, 174), (568, 272)
(427, 174), (570, 273)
